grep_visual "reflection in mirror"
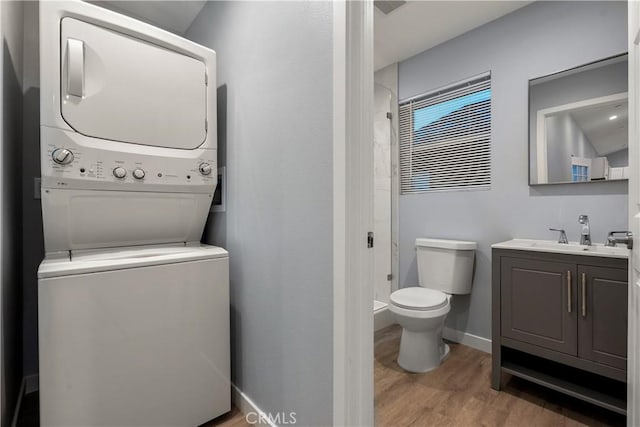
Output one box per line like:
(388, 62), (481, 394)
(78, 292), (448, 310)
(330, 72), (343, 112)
(529, 54), (628, 185)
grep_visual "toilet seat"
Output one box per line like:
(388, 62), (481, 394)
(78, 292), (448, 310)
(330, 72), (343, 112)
(390, 287), (448, 311)
(389, 287), (451, 320)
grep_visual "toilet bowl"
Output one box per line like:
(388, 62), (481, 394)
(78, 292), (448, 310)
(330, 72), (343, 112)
(389, 238), (476, 373)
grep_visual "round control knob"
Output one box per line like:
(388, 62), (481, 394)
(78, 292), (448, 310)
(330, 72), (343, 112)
(52, 148), (74, 165)
(132, 168), (145, 180)
(113, 167), (127, 179)
(199, 163), (212, 176)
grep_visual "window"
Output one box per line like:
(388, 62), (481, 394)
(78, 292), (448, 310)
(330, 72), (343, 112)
(570, 157), (590, 182)
(399, 73), (492, 194)
(572, 165), (589, 182)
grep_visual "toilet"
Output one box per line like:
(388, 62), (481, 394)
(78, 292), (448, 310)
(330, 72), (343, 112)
(389, 238), (476, 373)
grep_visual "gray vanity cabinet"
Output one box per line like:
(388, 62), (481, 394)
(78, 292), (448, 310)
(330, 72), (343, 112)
(578, 265), (628, 370)
(492, 248), (628, 415)
(500, 258), (577, 355)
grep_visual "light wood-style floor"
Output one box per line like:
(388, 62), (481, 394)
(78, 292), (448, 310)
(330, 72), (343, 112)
(375, 325), (625, 427)
(202, 406), (250, 427)
(204, 324), (624, 427)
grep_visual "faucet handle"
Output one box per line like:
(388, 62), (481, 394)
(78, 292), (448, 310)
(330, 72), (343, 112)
(549, 228), (568, 244)
(605, 231), (633, 249)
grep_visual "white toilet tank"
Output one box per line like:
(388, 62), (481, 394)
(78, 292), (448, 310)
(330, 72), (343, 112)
(416, 238), (476, 295)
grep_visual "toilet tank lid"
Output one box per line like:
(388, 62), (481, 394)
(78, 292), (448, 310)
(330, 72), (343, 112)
(415, 238), (477, 250)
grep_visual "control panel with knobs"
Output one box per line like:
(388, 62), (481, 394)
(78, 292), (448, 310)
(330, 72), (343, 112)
(43, 140), (215, 188)
(113, 167), (127, 179)
(199, 163), (212, 175)
(52, 148), (74, 165)
(132, 168), (145, 180)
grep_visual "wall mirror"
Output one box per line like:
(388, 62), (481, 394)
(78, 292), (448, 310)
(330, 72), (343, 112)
(529, 54), (628, 185)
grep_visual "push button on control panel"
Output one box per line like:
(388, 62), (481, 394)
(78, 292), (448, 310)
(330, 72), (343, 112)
(132, 168), (145, 180)
(199, 163), (212, 175)
(52, 148), (74, 165)
(113, 167), (127, 179)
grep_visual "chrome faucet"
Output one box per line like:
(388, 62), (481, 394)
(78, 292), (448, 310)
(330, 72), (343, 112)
(605, 231), (634, 249)
(549, 228), (568, 244)
(578, 215), (591, 246)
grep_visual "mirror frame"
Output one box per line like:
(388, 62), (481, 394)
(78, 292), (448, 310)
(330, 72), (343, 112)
(528, 52), (628, 186)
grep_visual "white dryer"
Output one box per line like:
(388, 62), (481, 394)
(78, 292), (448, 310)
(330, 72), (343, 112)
(39, 0), (217, 252)
(38, 1), (229, 425)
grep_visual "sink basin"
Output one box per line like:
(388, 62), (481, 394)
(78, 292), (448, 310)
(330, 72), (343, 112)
(492, 239), (629, 259)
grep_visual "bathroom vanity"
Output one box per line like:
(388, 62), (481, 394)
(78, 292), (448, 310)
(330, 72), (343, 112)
(491, 239), (628, 415)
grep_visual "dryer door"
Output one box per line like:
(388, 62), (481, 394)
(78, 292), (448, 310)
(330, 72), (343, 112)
(60, 17), (207, 149)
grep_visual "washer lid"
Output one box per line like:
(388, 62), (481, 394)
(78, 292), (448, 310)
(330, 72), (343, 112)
(415, 238), (477, 250)
(38, 243), (228, 279)
(390, 287), (448, 311)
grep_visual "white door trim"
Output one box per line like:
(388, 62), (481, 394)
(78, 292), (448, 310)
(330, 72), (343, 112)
(332, 2), (347, 423)
(333, 1), (374, 426)
(627, 2), (639, 424)
(0, 1), (4, 421)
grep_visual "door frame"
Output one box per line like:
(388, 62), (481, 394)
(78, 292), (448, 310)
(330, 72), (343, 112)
(334, 2), (640, 424)
(332, 0), (375, 425)
(0, 2), (4, 422)
(628, 1), (640, 424)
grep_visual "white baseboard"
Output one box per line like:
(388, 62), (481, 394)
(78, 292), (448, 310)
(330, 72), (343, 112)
(443, 327), (492, 354)
(374, 307), (395, 331)
(231, 383), (276, 427)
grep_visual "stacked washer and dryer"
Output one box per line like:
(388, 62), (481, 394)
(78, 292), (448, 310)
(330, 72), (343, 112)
(37, 1), (230, 425)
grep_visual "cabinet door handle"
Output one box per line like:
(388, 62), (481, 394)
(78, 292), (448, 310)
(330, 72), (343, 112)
(567, 270), (572, 313)
(581, 273), (587, 318)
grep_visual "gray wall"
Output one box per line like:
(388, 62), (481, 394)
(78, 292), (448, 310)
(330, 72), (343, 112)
(398, 1), (628, 340)
(186, 2), (334, 425)
(545, 113), (598, 183)
(1, 0), (24, 424)
(608, 148), (629, 167)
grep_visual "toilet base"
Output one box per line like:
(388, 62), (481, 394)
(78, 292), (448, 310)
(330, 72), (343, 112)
(397, 327), (448, 373)
(441, 343), (450, 362)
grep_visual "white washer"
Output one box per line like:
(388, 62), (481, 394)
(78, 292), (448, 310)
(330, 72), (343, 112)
(38, 245), (230, 426)
(38, 1), (228, 425)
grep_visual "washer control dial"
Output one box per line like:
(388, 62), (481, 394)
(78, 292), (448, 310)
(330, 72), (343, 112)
(199, 163), (212, 176)
(52, 148), (74, 165)
(132, 168), (145, 180)
(113, 167), (127, 179)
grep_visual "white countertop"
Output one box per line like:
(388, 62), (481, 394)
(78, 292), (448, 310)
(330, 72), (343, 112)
(491, 239), (629, 259)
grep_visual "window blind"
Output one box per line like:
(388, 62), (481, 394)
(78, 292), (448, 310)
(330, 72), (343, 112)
(399, 74), (492, 194)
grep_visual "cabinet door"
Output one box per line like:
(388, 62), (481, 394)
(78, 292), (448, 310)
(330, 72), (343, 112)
(501, 257), (577, 355)
(578, 266), (627, 370)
